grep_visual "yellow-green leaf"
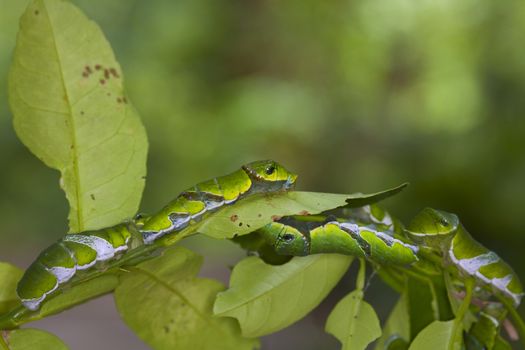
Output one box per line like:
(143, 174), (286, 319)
(115, 247), (258, 350)
(326, 290), (382, 350)
(9, 0), (148, 232)
(408, 321), (455, 350)
(375, 293), (410, 350)
(200, 183), (407, 239)
(0, 263), (23, 315)
(214, 254), (353, 337)
(3, 328), (69, 350)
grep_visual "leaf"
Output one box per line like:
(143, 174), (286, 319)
(214, 254), (353, 337)
(406, 277), (438, 338)
(375, 293), (410, 350)
(114, 247), (258, 350)
(3, 328), (69, 350)
(9, 0), (148, 232)
(325, 290), (382, 350)
(37, 273), (118, 318)
(468, 313), (499, 350)
(408, 321), (454, 350)
(0, 263), (23, 315)
(200, 183), (407, 239)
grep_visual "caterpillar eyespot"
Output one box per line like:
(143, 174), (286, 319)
(265, 165), (275, 175)
(282, 233), (294, 241)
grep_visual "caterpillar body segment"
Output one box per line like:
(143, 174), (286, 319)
(140, 160), (298, 244)
(16, 223), (133, 311)
(406, 208), (524, 307)
(258, 217), (419, 266)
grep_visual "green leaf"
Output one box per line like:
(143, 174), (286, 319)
(214, 254), (353, 337)
(406, 277), (438, 338)
(9, 0), (148, 232)
(115, 247), (258, 350)
(408, 321), (454, 350)
(493, 336), (512, 350)
(375, 293), (410, 350)
(200, 183), (407, 239)
(468, 313), (499, 350)
(37, 273), (118, 318)
(325, 290), (382, 350)
(0, 263), (23, 315)
(3, 328), (69, 350)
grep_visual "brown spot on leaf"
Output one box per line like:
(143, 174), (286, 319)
(100, 79), (105, 84)
(34, 10), (39, 15)
(298, 210), (310, 216)
(85, 66), (92, 73)
(107, 93), (111, 96)
(80, 111), (84, 115)
(238, 222), (243, 227)
(104, 69), (110, 80)
(230, 214), (239, 222)
(82, 72), (88, 78)
(257, 213), (262, 218)
(117, 97), (122, 103)
(109, 68), (119, 78)
(122, 97), (128, 104)
(95, 64), (102, 70)
(271, 215), (282, 221)
(90, 194), (95, 200)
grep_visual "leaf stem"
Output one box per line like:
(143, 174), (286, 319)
(449, 278), (474, 350)
(356, 258), (366, 290)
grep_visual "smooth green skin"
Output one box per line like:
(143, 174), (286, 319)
(140, 160), (297, 237)
(258, 219), (418, 266)
(16, 264), (57, 302)
(311, 223), (367, 257)
(404, 208), (459, 248)
(16, 223), (133, 310)
(90, 224), (131, 250)
(406, 208), (524, 307)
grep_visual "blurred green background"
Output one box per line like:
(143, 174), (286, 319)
(1, 0), (524, 349)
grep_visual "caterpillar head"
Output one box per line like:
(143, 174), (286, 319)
(242, 160), (298, 190)
(258, 222), (309, 256)
(404, 208), (459, 248)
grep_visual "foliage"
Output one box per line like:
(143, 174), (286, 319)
(214, 254), (352, 337)
(9, 0), (147, 232)
(0, 1), (524, 350)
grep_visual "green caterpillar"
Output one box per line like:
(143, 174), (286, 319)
(258, 205), (420, 266)
(16, 160), (297, 311)
(405, 208), (524, 307)
(139, 160), (297, 244)
(16, 224), (134, 311)
(258, 206), (523, 308)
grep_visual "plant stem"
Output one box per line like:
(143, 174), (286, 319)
(449, 278), (474, 350)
